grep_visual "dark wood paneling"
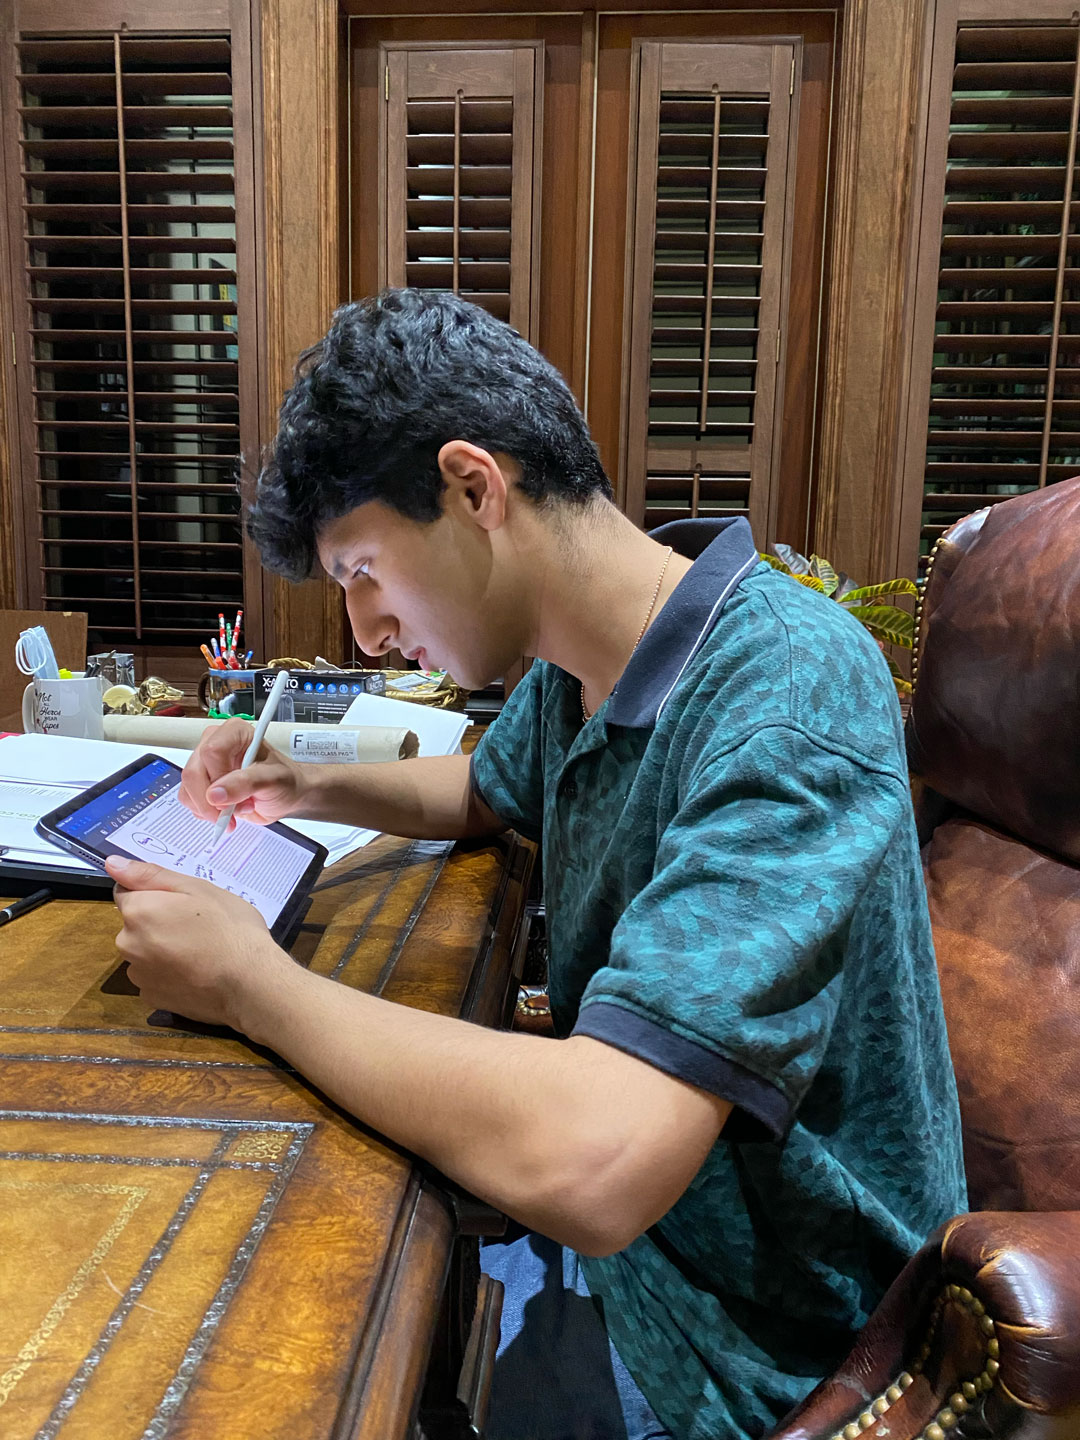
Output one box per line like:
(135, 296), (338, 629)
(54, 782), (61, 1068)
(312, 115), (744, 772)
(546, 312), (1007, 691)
(260, 0), (345, 663)
(587, 10), (835, 556)
(815, 0), (932, 584)
(351, 13), (588, 397)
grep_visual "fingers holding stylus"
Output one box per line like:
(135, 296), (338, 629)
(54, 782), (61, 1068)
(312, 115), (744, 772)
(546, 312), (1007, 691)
(179, 720), (307, 829)
(179, 718), (257, 822)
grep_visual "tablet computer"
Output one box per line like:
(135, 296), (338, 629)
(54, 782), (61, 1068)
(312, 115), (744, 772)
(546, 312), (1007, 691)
(35, 753), (327, 945)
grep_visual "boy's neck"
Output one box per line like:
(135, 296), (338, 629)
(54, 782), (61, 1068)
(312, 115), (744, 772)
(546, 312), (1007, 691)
(528, 503), (694, 713)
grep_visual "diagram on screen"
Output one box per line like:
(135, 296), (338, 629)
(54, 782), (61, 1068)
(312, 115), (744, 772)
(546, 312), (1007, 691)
(107, 782), (310, 927)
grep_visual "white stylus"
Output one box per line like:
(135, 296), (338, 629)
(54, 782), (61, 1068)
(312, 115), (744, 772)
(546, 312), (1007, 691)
(204, 668), (291, 852)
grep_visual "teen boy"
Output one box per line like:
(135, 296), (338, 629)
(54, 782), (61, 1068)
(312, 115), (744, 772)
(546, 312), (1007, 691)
(105, 289), (965, 1440)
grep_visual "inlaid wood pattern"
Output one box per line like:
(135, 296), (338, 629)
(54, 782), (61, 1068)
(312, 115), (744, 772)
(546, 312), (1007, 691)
(0, 830), (532, 1439)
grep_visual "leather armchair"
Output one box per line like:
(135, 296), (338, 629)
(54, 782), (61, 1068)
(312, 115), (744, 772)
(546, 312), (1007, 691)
(772, 477), (1080, 1440)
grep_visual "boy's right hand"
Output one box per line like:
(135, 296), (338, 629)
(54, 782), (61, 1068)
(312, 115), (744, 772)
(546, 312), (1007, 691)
(179, 718), (309, 828)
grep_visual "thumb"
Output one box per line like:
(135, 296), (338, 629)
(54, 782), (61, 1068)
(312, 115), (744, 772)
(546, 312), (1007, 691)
(105, 855), (196, 892)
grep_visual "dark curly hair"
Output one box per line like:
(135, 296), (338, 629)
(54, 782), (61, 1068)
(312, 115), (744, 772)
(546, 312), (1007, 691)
(247, 289), (613, 580)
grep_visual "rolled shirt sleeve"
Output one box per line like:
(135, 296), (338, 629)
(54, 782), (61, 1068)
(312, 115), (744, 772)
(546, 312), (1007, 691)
(572, 723), (912, 1140)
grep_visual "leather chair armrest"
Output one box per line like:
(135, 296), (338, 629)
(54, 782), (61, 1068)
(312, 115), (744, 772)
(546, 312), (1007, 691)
(768, 1211), (1080, 1440)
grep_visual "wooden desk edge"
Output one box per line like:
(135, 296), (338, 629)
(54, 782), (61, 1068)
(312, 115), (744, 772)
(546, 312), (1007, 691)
(333, 830), (534, 1440)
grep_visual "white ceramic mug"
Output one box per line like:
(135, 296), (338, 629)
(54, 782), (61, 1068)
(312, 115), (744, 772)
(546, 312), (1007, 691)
(22, 676), (105, 741)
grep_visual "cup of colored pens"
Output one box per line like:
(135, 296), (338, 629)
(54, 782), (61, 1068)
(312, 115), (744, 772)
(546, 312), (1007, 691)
(201, 609), (252, 671)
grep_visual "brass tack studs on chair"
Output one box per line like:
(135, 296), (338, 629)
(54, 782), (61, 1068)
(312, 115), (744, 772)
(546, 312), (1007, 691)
(829, 1284), (1003, 1440)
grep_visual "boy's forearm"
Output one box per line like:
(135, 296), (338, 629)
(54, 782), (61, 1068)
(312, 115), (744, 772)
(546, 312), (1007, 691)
(294, 752), (506, 839)
(236, 955), (729, 1258)
(240, 961), (640, 1253)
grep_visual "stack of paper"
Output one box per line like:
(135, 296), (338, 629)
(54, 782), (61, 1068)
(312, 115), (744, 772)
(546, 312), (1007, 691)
(0, 733), (378, 873)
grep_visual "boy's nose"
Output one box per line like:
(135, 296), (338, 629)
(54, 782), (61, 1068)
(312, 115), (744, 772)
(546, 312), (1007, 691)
(346, 595), (391, 657)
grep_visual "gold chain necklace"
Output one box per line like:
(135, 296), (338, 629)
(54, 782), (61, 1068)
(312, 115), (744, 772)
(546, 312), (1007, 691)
(581, 546), (673, 723)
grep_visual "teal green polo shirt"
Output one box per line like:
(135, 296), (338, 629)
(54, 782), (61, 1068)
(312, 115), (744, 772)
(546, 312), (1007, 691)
(470, 517), (966, 1440)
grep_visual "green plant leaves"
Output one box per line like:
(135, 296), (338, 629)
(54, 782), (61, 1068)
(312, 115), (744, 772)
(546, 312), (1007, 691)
(759, 543), (915, 695)
(758, 551), (792, 573)
(808, 555), (839, 595)
(885, 655), (913, 697)
(838, 578), (919, 605)
(844, 604), (915, 649)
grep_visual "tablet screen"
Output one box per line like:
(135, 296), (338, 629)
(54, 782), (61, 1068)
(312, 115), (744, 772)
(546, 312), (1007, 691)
(45, 756), (323, 933)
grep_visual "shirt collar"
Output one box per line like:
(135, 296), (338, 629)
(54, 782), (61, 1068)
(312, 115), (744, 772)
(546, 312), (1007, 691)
(605, 516), (759, 729)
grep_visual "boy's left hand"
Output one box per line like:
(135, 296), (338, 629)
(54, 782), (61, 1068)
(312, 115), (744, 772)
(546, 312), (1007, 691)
(104, 855), (292, 1029)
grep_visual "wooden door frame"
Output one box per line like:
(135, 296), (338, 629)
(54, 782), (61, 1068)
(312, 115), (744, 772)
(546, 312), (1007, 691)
(0, 0), (947, 640)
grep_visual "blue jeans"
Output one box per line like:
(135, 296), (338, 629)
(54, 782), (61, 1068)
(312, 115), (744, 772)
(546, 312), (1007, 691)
(480, 1233), (672, 1440)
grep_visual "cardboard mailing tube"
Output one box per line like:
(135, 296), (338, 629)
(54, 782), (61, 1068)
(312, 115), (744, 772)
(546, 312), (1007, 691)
(103, 714), (419, 763)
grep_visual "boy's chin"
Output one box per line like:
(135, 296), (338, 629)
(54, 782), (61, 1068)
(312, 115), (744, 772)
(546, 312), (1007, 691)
(456, 660), (505, 691)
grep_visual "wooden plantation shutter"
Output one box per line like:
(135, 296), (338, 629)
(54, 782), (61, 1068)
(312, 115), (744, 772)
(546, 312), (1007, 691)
(902, 8), (1080, 572)
(8, 18), (260, 659)
(622, 40), (798, 540)
(381, 42), (543, 339)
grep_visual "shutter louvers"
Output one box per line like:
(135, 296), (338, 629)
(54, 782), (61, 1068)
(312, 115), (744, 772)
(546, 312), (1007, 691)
(383, 44), (542, 339)
(624, 42), (797, 539)
(18, 33), (243, 645)
(921, 22), (1080, 564)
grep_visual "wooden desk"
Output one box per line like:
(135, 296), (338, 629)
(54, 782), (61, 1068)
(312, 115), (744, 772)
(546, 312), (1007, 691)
(0, 830), (532, 1440)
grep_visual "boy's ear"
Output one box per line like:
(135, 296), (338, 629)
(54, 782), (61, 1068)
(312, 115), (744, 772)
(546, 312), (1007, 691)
(437, 440), (511, 531)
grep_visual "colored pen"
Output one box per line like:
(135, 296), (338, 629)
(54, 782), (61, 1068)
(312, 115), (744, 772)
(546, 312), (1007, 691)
(233, 608), (243, 651)
(204, 668), (291, 851)
(0, 887), (53, 926)
(244, 649), (253, 666)
(218, 612), (227, 653)
(200, 643), (223, 671)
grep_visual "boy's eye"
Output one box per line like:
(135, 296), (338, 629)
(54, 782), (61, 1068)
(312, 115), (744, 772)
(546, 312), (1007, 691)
(353, 562), (370, 580)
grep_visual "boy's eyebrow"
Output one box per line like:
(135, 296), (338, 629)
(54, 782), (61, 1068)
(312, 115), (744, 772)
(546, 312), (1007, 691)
(325, 549), (367, 583)
(322, 549), (348, 582)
